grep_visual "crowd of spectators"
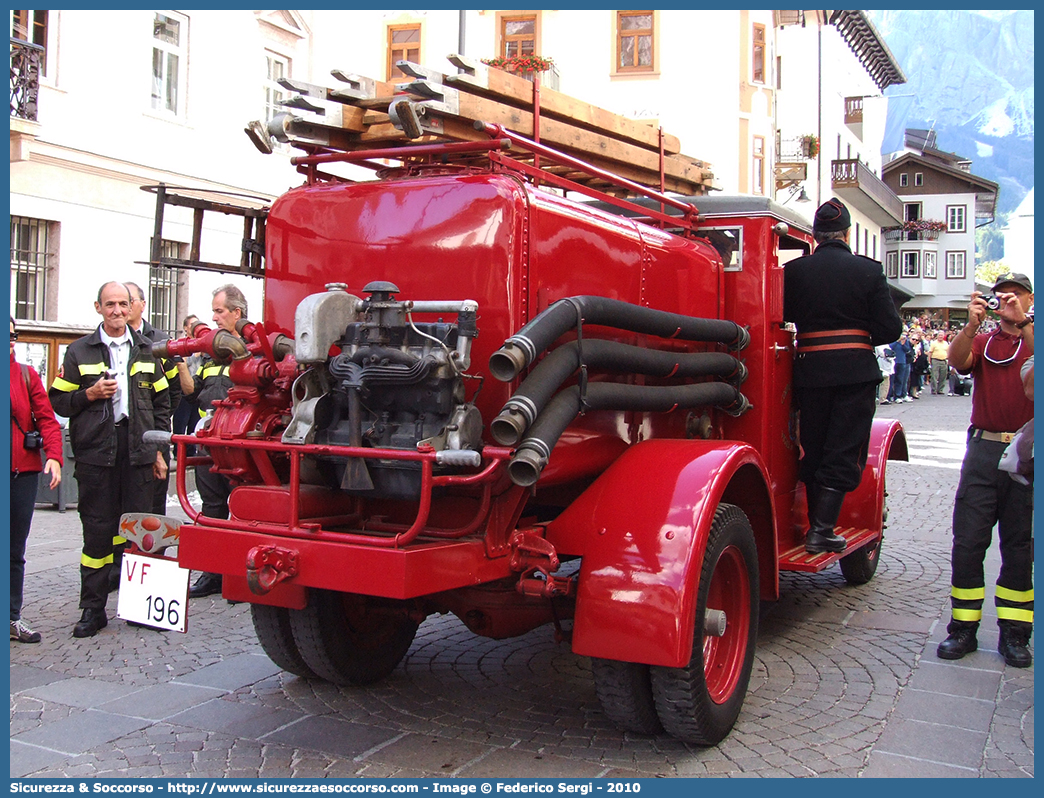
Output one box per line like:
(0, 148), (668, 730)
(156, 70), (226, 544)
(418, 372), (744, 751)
(877, 316), (1000, 403)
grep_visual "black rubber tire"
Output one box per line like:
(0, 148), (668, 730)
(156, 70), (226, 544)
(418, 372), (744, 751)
(839, 536), (883, 585)
(250, 603), (319, 679)
(840, 479), (887, 585)
(650, 503), (759, 745)
(289, 589), (418, 686)
(591, 658), (664, 735)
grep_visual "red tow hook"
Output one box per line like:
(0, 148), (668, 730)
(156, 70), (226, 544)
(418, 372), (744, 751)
(246, 545), (300, 595)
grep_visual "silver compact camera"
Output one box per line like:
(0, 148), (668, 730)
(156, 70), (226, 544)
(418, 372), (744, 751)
(982, 294), (1002, 311)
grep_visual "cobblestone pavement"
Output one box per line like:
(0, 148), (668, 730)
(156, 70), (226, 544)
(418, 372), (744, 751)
(10, 391), (1033, 778)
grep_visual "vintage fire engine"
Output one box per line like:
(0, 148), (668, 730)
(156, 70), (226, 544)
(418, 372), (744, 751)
(133, 59), (907, 745)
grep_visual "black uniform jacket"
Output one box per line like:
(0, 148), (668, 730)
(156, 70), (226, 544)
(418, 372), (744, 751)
(192, 357), (234, 418)
(48, 326), (171, 467)
(783, 239), (903, 388)
(139, 319), (182, 415)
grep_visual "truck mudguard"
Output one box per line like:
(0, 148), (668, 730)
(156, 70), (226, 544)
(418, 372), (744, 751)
(544, 438), (774, 668)
(840, 417), (909, 532)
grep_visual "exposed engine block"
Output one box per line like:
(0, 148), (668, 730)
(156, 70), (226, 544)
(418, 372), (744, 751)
(283, 281), (481, 499)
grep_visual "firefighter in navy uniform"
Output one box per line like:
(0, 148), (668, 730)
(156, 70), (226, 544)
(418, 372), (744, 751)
(48, 281), (170, 638)
(783, 199), (903, 554)
(175, 284), (246, 598)
(937, 273), (1034, 668)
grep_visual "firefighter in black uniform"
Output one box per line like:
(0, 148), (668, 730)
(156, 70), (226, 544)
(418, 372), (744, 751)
(783, 199), (903, 553)
(48, 281), (170, 637)
(176, 283), (247, 598)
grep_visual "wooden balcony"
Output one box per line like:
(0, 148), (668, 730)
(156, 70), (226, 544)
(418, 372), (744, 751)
(844, 96), (864, 125)
(830, 158), (903, 227)
(775, 161), (807, 191)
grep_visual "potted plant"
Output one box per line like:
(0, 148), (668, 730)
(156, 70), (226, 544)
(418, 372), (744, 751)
(481, 55), (555, 75)
(801, 134), (820, 159)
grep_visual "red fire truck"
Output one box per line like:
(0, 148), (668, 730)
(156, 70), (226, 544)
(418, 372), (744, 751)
(132, 69), (907, 745)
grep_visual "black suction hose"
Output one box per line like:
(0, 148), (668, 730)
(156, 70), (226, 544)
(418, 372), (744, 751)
(489, 296), (749, 381)
(508, 382), (750, 487)
(491, 339), (747, 446)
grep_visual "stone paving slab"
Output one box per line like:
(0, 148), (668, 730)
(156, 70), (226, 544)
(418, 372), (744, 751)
(10, 741), (73, 779)
(861, 751), (978, 778)
(10, 663), (67, 693)
(873, 717), (989, 769)
(166, 697), (308, 739)
(22, 675), (143, 709)
(894, 688), (996, 731)
(260, 715), (404, 760)
(98, 682), (225, 720)
(9, 392), (1033, 778)
(12, 708), (153, 755)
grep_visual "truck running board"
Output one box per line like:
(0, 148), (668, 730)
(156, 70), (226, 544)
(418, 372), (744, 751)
(778, 527), (879, 572)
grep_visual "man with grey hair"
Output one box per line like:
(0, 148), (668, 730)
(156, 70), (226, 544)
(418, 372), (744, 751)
(176, 283), (248, 598)
(49, 281), (170, 637)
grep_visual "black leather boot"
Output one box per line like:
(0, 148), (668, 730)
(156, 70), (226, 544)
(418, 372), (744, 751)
(189, 572), (223, 598)
(72, 608), (109, 638)
(805, 485), (848, 554)
(937, 624), (978, 659)
(998, 623), (1032, 668)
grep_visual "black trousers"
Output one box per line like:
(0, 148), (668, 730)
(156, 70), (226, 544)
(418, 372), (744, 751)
(949, 433), (1034, 633)
(794, 381), (878, 493)
(195, 463), (231, 521)
(74, 423), (155, 610)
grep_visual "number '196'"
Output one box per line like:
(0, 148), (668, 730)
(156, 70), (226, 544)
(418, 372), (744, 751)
(145, 595), (181, 626)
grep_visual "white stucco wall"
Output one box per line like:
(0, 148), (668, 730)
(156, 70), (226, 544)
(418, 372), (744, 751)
(1002, 187), (1034, 276)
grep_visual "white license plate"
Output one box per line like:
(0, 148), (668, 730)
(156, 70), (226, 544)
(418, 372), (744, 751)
(115, 552), (191, 633)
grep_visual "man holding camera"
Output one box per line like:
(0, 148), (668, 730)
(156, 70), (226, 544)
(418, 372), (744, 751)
(48, 281), (171, 638)
(937, 273), (1034, 667)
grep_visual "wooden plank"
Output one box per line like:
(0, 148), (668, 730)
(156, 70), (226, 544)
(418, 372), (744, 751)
(278, 62), (715, 193)
(444, 64), (682, 154)
(370, 90), (711, 189)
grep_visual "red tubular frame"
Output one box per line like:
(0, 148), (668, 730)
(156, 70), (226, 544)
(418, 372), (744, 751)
(291, 139), (512, 167)
(173, 435), (513, 548)
(477, 123), (699, 234)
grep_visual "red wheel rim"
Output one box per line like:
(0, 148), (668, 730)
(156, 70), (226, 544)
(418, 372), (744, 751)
(702, 544), (751, 704)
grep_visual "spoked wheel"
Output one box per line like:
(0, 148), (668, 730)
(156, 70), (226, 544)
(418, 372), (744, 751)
(591, 659), (664, 735)
(251, 603), (318, 679)
(289, 589), (419, 686)
(650, 503), (759, 745)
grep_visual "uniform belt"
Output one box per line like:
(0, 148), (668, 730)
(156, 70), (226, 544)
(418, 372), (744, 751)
(971, 428), (1015, 443)
(795, 328), (872, 353)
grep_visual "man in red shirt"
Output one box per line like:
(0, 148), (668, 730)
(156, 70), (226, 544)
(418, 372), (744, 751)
(937, 273), (1034, 668)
